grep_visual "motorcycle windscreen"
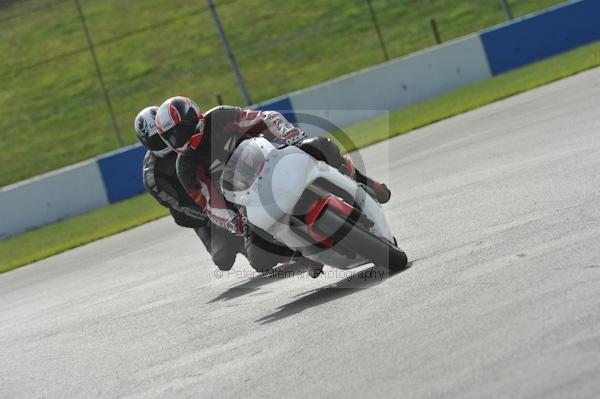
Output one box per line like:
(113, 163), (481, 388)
(221, 139), (266, 192)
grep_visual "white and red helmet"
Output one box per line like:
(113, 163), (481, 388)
(155, 96), (205, 154)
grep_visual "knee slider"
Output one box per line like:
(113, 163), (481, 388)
(212, 252), (236, 271)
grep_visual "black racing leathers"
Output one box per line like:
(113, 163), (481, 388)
(143, 150), (243, 270)
(143, 151), (207, 228)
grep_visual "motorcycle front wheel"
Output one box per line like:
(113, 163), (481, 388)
(311, 208), (408, 272)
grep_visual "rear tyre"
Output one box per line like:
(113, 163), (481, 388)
(387, 245), (408, 272)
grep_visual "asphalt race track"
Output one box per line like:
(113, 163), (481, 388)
(2, 68), (600, 399)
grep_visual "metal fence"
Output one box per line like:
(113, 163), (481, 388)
(0, 0), (563, 186)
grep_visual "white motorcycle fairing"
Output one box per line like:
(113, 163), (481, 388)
(221, 137), (394, 269)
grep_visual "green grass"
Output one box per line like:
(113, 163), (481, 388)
(0, 194), (167, 273)
(2, 38), (600, 274)
(0, 0), (564, 187)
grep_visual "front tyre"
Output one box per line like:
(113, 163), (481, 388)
(312, 208), (408, 271)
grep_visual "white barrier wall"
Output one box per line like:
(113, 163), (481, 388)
(288, 34), (492, 135)
(0, 160), (109, 239)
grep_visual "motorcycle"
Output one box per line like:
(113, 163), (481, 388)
(220, 136), (408, 274)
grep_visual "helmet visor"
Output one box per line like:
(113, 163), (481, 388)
(147, 131), (169, 152)
(161, 120), (197, 150)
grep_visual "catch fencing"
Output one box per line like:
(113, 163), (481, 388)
(0, 0), (563, 187)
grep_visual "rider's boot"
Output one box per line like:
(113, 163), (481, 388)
(341, 156), (391, 204)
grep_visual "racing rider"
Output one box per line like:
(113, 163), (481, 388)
(154, 96), (391, 272)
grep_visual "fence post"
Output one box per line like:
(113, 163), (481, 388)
(207, 0), (252, 106)
(429, 17), (441, 44)
(499, 0), (514, 20)
(365, 0), (389, 61)
(73, 0), (123, 146)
